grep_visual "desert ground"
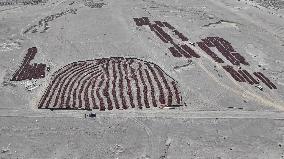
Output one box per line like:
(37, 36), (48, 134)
(0, 0), (284, 158)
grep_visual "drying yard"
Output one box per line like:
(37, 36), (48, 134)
(0, 0), (284, 158)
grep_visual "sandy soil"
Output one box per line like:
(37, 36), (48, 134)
(0, 0), (284, 158)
